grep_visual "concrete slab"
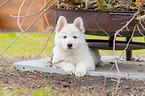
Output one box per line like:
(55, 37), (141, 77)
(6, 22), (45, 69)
(13, 56), (145, 80)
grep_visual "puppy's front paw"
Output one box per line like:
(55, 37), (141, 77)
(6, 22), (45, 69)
(64, 66), (76, 75)
(75, 69), (86, 77)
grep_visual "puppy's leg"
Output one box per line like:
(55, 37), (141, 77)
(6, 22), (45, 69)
(75, 60), (95, 77)
(90, 48), (105, 66)
(56, 62), (76, 75)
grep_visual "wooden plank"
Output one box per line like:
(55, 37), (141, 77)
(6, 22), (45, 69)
(86, 39), (145, 50)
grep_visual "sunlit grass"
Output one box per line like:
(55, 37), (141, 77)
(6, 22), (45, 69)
(86, 35), (145, 57)
(0, 32), (145, 57)
(0, 32), (55, 57)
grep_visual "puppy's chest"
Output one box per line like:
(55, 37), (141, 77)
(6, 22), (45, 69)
(64, 54), (79, 65)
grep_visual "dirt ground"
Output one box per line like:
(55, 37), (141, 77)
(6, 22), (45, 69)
(0, 57), (145, 95)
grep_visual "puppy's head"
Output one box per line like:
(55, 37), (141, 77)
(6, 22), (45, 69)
(55, 16), (86, 52)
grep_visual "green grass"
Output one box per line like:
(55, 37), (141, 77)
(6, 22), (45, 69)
(0, 32), (55, 57)
(0, 32), (145, 57)
(86, 35), (145, 57)
(0, 84), (55, 96)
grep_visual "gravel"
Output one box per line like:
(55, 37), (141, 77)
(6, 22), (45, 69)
(0, 57), (145, 95)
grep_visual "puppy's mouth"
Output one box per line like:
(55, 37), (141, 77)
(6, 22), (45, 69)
(67, 47), (74, 50)
(65, 48), (76, 53)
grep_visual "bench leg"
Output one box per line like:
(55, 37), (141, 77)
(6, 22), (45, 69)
(109, 37), (114, 47)
(126, 37), (132, 61)
(126, 50), (132, 61)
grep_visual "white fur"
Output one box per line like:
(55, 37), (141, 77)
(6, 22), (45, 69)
(52, 16), (103, 77)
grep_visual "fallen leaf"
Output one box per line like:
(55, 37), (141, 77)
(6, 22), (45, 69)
(135, 0), (141, 7)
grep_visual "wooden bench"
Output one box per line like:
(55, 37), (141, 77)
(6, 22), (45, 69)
(50, 8), (145, 61)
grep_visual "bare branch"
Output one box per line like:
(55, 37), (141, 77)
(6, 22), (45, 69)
(112, 32), (120, 95)
(0, 0), (9, 7)
(0, 0), (58, 56)
(103, 25), (135, 92)
(126, 26), (130, 31)
(20, 0), (35, 26)
(16, 0), (52, 57)
(37, 0), (59, 58)
(111, 0), (116, 4)
(118, 25), (136, 61)
(9, 0), (51, 18)
(17, 0), (26, 31)
(44, 0), (51, 26)
(112, 6), (141, 95)
(137, 24), (145, 37)
(36, 28), (54, 58)
(112, 1), (144, 93)
(94, 11), (110, 38)
(115, 11), (140, 35)
(103, 63), (116, 91)
(24, 33), (52, 57)
(139, 20), (145, 30)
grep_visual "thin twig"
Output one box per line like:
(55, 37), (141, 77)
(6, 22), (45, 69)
(94, 11), (110, 38)
(103, 63), (116, 91)
(111, 0), (116, 4)
(17, 0), (26, 31)
(118, 25), (137, 61)
(126, 26), (130, 31)
(16, 0), (47, 57)
(112, 29), (120, 95)
(44, 0), (50, 26)
(17, 0), (51, 57)
(36, 0), (58, 58)
(88, 84), (101, 89)
(0, 0), (9, 7)
(37, 0), (60, 59)
(36, 28), (54, 58)
(137, 24), (145, 37)
(0, 0), (58, 56)
(115, 8), (140, 37)
(112, 7), (141, 95)
(121, 21), (128, 25)
(20, 0), (35, 26)
(139, 20), (145, 30)
(9, 0), (51, 18)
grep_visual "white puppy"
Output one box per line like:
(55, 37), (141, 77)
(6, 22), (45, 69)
(52, 16), (103, 77)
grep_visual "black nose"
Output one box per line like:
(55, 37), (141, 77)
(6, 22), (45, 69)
(67, 43), (73, 48)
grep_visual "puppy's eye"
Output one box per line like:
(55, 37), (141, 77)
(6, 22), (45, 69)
(63, 36), (67, 38)
(73, 36), (77, 39)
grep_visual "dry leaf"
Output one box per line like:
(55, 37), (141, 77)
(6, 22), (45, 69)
(135, 0), (141, 7)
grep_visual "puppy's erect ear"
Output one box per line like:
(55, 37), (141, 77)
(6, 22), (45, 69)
(73, 17), (85, 33)
(55, 16), (67, 33)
